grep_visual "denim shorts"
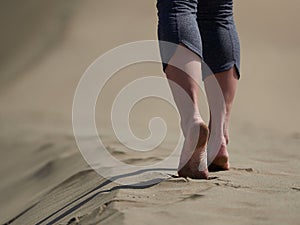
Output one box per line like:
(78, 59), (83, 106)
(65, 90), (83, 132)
(156, 0), (240, 79)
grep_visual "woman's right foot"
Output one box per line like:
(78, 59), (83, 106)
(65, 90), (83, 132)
(207, 119), (230, 171)
(208, 141), (230, 171)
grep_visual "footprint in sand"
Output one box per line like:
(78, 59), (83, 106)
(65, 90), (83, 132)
(231, 167), (255, 173)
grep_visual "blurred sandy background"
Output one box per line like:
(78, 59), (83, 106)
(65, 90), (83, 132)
(0, 0), (299, 224)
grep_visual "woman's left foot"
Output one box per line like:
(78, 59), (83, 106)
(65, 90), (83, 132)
(178, 122), (209, 179)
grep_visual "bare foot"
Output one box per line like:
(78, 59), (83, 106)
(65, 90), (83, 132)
(178, 122), (209, 179)
(208, 139), (230, 171)
(208, 119), (230, 171)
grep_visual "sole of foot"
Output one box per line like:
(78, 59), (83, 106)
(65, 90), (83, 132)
(178, 122), (209, 179)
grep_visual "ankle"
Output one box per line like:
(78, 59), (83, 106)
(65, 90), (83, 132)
(180, 115), (204, 137)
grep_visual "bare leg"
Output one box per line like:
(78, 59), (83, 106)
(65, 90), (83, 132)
(208, 67), (238, 171)
(165, 44), (209, 179)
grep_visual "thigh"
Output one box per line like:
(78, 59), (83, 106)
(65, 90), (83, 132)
(197, 0), (240, 79)
(156, 0), (203, 72)
(197, 0), (234, 21)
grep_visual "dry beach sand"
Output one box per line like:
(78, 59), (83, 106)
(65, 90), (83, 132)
(0, 0), (300, 224)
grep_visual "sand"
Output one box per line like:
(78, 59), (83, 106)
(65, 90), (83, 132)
(1, 0), (300, 224)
